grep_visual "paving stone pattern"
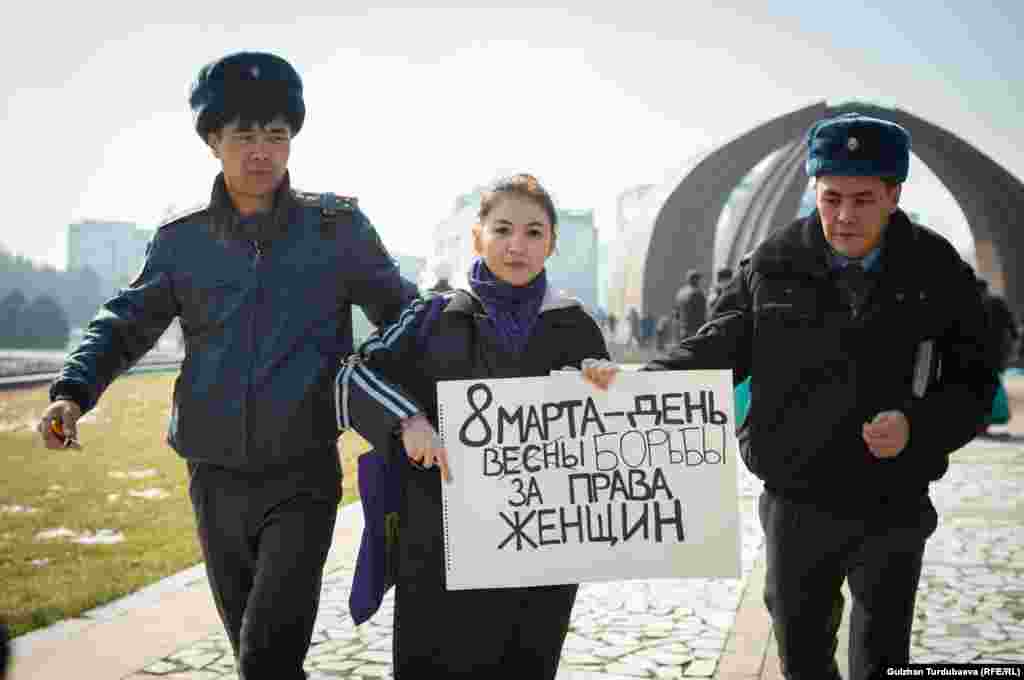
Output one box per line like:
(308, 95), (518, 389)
(128, 436), (1024, 679)
(910, 438), (1024, 666)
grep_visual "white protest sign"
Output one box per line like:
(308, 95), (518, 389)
(437, 370), (740, 590)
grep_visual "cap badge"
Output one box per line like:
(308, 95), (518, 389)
(250, 65), (260, 79)
(847, 136), (859, 151)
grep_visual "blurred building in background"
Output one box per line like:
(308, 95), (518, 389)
(67, 220), (182, 352)
(67, 220), (151, 297)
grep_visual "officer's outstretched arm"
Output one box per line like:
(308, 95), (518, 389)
(50, 230), (180, 414)
(345, 210), (419, 328)
(336, 297), (434, 456)
(645, 263), (753, 383)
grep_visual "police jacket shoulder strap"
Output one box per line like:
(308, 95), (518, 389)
(293, 190), (359, 238)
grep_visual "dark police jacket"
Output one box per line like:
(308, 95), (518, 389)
(648, 209), (995, 510)
(50, 173), (418, 471)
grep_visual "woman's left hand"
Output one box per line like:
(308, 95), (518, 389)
(400, 414), (452, 482)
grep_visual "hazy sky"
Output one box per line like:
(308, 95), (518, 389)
(2, 1), (1021, 269)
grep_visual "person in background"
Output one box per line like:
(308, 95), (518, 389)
(978, 278), (1019, 372)
(628, 307), (641, 348)
(655, 313), (673, 352)
(337, 174), (609, 679)
(707, 266), (734, 316)
(674, 268), (707, 341)
(37, 51), (417, 680)
(976, 277), (1019, 434)
(642, 310), (656, 348)
(426, 257), (454, 295)
(581, 113), (994, 680)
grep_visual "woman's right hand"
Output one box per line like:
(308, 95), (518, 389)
(581, 358), (621, 391)
(400, 413), (451, 482)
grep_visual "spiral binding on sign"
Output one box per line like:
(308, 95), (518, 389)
(438, 402), (453, 575)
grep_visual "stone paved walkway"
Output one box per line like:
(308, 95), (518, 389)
(121, 467), (765, 680)
(112, 431), (1023, 680)
(11, 395), (1023, 680)
(909, 436), (1024, 665)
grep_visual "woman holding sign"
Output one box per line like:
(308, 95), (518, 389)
(337, 174), (609, 678)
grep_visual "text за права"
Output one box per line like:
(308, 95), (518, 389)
(450, 383), (732, 552)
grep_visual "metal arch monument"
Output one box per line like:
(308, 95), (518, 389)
(607, 100), (1024, 323)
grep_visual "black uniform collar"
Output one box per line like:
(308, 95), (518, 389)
(750, 209), (919, 282)
(208, 171), (295, 241)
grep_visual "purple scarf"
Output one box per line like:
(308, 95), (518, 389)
(469, 258), (547, 355)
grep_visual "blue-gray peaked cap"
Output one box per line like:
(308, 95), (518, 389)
(805, 113), (910, 182)
(189, 51), (305, 140)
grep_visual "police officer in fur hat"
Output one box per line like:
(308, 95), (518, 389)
(582, 112), (994, 680)
(38, 51), (418, 679)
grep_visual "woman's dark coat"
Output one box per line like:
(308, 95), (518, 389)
(338, 285), (609, 678)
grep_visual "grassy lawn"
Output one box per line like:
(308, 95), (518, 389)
(0, 372), (361, 638)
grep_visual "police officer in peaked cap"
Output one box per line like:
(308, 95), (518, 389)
(39, 51), (418, 679)
(582, 112), (994, 680)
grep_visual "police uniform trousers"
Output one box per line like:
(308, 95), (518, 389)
(187, 447), (341, 680)
(759, 489), (938, 680)
(393, 459), (578, 679)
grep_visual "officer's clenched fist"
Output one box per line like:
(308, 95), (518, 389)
(38, 400), (82, 449)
